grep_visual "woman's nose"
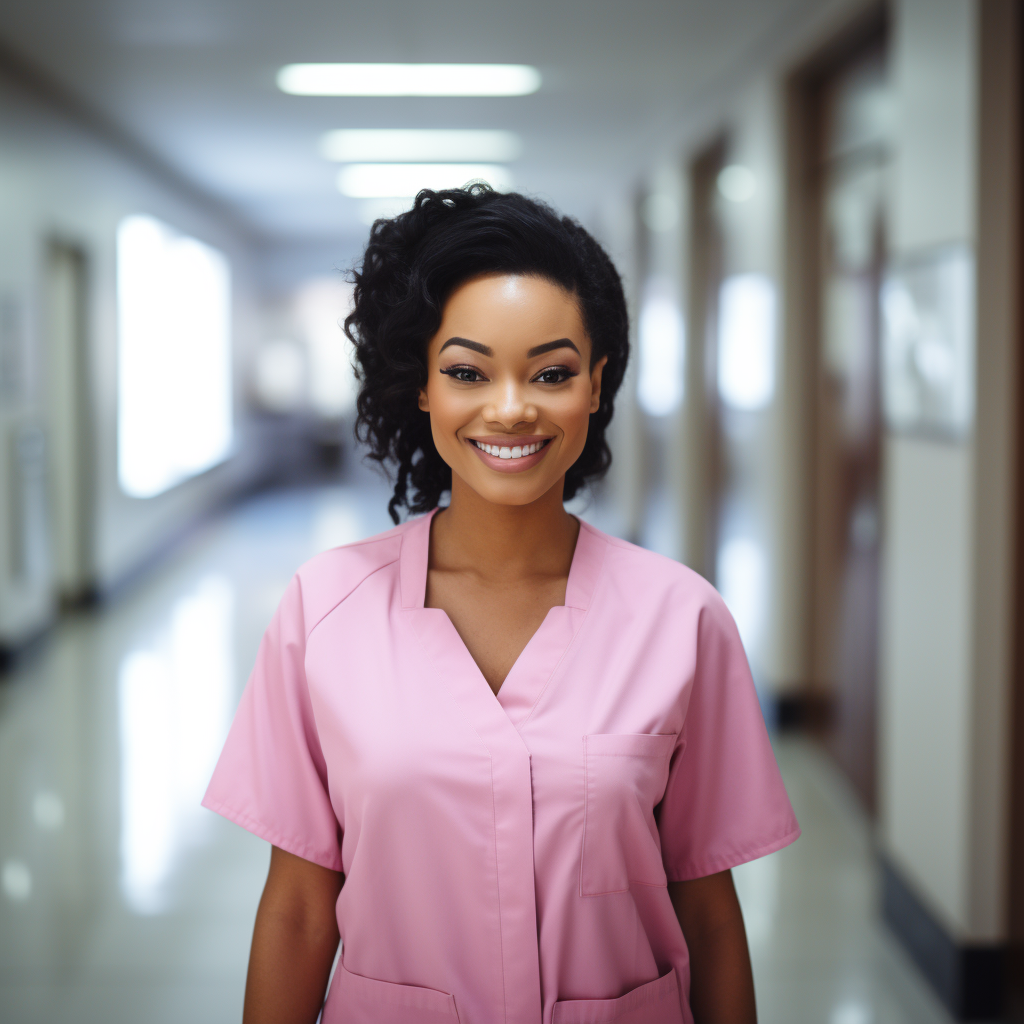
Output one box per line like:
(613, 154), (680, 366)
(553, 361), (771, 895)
(484, 378), (537, 427)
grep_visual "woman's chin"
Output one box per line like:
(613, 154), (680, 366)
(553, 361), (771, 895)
(452, 464), (564, 508)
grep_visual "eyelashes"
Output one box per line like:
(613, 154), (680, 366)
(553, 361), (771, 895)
(439, 365), (485, 383)
(533, 367), (578, 384)
(439, 364), (579, 385)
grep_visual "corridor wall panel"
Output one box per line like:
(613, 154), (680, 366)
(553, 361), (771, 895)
(877, 0), (988, 942)
(0, 59), (270, 637)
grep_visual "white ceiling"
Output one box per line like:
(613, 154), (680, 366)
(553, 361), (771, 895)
(0, 0), (817, 246)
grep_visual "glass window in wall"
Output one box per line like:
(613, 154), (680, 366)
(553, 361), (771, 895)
(117, 215), (233, 498)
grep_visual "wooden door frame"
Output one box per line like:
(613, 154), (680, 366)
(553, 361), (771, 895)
(1000, 0), (1024, 1012)
(778, 0), (888, 736)
(43, 238), (96, 606)
(682, 136), (727, 584)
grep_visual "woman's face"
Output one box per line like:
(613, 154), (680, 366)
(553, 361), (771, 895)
(419, 273), (606, 508)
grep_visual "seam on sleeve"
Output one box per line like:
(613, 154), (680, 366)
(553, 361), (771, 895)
(202, 796), (344, 872)
(665, 823), (801, 882)
(303, 556), (400, 641)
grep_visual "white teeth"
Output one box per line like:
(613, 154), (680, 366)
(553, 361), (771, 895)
(474, 440), (546, 458)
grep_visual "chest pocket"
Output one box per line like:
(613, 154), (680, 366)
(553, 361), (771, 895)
(580, 733), (677, 897)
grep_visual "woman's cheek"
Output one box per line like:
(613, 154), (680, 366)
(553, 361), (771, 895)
(554, 388), (593, 433)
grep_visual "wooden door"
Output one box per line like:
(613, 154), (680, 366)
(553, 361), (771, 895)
(809, 39), (890, 813)
(44, 241), (94, 605)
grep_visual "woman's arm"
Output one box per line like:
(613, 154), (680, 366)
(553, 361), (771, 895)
(668, 870), (756, 1024)
(243, 845), (345, 1024)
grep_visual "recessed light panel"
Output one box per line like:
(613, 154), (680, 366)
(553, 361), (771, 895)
(278, 63), (541, 97)
(320, 129), (522, 163)
(337, 163), (513, 198)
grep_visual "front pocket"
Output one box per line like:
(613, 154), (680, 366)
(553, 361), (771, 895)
(322, 960), (461, 1023)
(552, 968), (683, 1023)
(581, 733), (677, 897)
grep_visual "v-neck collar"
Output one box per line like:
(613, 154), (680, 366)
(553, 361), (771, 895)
(400, 507), (605, 724)
(399, 507), (602, 611)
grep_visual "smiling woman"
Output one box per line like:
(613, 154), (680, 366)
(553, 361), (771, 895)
(348, 185), (627, 522)
(419, 274), (605, 502)
(203, 185), (799, 1024)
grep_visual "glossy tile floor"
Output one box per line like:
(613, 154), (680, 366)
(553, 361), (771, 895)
(0, 480), (953, 1024)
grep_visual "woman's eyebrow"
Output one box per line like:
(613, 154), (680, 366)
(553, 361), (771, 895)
(528, 338), (580, 358)
(439, 337), (492, 356)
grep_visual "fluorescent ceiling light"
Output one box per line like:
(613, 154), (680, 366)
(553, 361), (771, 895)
(321, 129), (522, 163)
(278, 63), (541, 97)
(338, 163), (513, 199)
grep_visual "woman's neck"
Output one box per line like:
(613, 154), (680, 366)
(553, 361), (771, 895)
(430, 474), (580, 584)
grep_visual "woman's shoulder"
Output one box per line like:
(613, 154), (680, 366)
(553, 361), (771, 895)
(581, 524), (744, 658)
(580, 520), (727, 613)
(284, 517), (420, 632)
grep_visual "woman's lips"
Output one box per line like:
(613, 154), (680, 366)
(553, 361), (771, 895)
(466, 437), (553, 474)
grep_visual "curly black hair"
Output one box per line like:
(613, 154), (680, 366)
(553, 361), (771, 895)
(345, 184), (629, 523)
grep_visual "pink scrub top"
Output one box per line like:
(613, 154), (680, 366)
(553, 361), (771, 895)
(203, 511), (799, 1024)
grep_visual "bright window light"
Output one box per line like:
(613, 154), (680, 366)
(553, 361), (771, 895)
(293, 277), (358, 419)
(716, 536), (767, 658)
(117, 215), (233, 498)
(337, 163), (513, 198)
(278, 63), (541, 97)
(717, 273), (776, 410)
(717, 164), (756, 203)
(637, 281), (685, 417)
(320, 129), (521, 163)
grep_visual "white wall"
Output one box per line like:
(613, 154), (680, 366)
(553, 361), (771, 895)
(879, 436), (975, 930)
(875, 0), (1018, 943)
(595, 193), (644, 541)
(0, 67), (270, 641)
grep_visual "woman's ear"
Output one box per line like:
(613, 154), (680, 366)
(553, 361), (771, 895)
(418, 388), (430, 412)
(589, 356), (608, 414)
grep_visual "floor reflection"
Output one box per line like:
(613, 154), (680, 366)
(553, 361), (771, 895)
(737, 740), (952, 1024)
(119, 574), (234, 915)
(0, 478), (952, 1023)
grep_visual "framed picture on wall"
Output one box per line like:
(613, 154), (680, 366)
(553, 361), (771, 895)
(880, 244), (974, 439)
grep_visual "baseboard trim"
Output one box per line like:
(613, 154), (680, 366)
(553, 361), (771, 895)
(774, 691), (833, 731)
(880, 855), (1005, 1019)
(0, 624), (52, 676)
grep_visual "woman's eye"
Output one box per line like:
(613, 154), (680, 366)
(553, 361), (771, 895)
(441, 366), (484, 383)
(534, 367), (576, 384)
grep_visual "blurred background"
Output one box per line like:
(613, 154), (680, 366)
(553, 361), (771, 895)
(0, 0), (1021, 1021)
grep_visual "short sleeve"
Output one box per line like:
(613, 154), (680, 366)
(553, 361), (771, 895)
(202, 574), (343, 871)
(658, 595), (800, 881)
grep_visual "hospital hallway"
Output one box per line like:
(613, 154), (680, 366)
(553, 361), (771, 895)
(2, 0), (1024, 1020)
(0, 477), (952, 1024)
